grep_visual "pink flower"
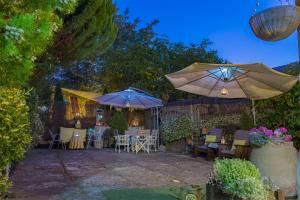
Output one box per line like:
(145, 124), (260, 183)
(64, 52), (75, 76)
(279, 127), (288, 134)
(264, 130), (273, 138)
(258, 126), (268, 133)
(284, 135), (293, 142)
(250, 128), (259, 132)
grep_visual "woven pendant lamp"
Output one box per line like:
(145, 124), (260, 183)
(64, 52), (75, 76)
(250, 5), (300, 41)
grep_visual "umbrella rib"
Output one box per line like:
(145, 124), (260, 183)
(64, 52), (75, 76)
(135, 95), (148, 109)
(176, 73), (212, 88)
(207, 76), (222, 96)
(139, 95), (163, 106)
(232, 73), (248, 98)
(98, 94), (120, 105)
(247, 75), (287, 92)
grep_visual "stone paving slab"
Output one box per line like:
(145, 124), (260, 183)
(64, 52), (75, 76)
(9, 149), (212, 200)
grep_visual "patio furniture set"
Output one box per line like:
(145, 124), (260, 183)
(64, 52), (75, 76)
(48, 126), (159, 154)
(115, 129), (159, 154)
(194, 128), (251, 160)
(49, 126), (110, 150)
(49, 127), (87, 150)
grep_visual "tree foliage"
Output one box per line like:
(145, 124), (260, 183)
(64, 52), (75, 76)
(256, 62), (300, 148)
(53, 10), (223, 102)
(29, 0), (117, 104)
(0, 0), (78, 87)
(0, 87), (31, 194)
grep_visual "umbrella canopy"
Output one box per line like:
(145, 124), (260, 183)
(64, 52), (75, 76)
(165, 63), (297, 100)
(96, 88), (163, 109)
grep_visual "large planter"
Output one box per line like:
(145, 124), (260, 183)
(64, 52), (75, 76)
(165, 139), (187, 153)
(250, 142), (297, 197)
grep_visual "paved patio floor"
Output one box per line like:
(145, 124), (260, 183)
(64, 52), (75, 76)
(9, 149), (212, 200)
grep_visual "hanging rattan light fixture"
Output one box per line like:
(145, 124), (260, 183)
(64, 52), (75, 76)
(250, 5), (300, 41)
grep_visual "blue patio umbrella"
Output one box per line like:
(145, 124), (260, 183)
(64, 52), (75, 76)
(96, 88), (163, 137)
(96, 88), (163, 109)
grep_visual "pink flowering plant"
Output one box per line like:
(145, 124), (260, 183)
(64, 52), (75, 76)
(250, 126), (293, 147)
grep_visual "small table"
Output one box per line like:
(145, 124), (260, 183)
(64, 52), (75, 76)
(69, 133), (84, 149)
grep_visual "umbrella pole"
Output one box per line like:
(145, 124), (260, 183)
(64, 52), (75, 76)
(252, 99), (257, 126)
(156, 107), (160, 146)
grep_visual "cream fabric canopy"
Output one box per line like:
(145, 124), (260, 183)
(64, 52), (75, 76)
(165, 63), (297, 100)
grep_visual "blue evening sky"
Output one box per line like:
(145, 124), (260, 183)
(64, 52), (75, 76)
(115, 0), (298, 68)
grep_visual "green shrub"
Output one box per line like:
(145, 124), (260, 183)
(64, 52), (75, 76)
(0, 87), (31, 194)
(161, 116), (196, 143)
(109, 111), (128, 134)
(213, 159), (269, 200)
(240, 111), (253, 130)
(27, 89), (44, 147)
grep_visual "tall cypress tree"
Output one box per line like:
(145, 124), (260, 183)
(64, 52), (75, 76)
(29, 0), (117, 104)
(44, 0), (117, 65)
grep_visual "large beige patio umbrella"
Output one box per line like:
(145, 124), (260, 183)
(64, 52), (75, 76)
(165, 62), (298, 124)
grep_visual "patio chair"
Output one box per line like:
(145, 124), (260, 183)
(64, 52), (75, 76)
(49, 129), (60, 150)
(195, 128), (223, 157)
(59, 127), (74, 150)
(137, 129), (151, 137)
(218, 130), (251, 159)
(132, 135), (150, 154)
(86, 128), (95, 148)
(149, 130), (159, 151)
(114, 135), (130, 153)
(125, 129), (138, 136)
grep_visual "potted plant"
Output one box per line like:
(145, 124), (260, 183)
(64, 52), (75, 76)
(207, 159), (272, 200)
(109, 111), (128, 134)
(249, 127), (297, 197)
(161, 116), (195, 153)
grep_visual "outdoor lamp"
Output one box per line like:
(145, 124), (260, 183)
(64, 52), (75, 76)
(221, 87), (229, 95)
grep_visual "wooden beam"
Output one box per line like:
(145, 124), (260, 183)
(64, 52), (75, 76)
(297, 0), (300, 6)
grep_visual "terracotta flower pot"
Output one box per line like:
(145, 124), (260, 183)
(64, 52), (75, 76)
(250, 142), (297, 197)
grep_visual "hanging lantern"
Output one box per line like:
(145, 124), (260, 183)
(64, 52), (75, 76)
(249, 5), (300, 41)
(221, 87), (229, 96)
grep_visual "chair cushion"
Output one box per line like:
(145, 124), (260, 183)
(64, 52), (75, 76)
(205, 135), (216, 145)
(198, 145), (208, 151)
(60, 127), (74, 143)
(233, 139), (247, 146)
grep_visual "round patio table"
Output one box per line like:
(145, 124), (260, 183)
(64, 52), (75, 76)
(69, 133), (84, 149)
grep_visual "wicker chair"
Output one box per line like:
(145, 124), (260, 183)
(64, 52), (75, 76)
(218, 130), (251, 159)
(195, 128), (223, 157)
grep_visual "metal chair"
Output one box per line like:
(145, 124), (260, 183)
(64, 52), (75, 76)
(133, 136), (150, 154)
(137, 129), (151, 137)
(49, 129), (60, 150)
(114, 135), (130, 153)
(149, 130), (159, 152)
